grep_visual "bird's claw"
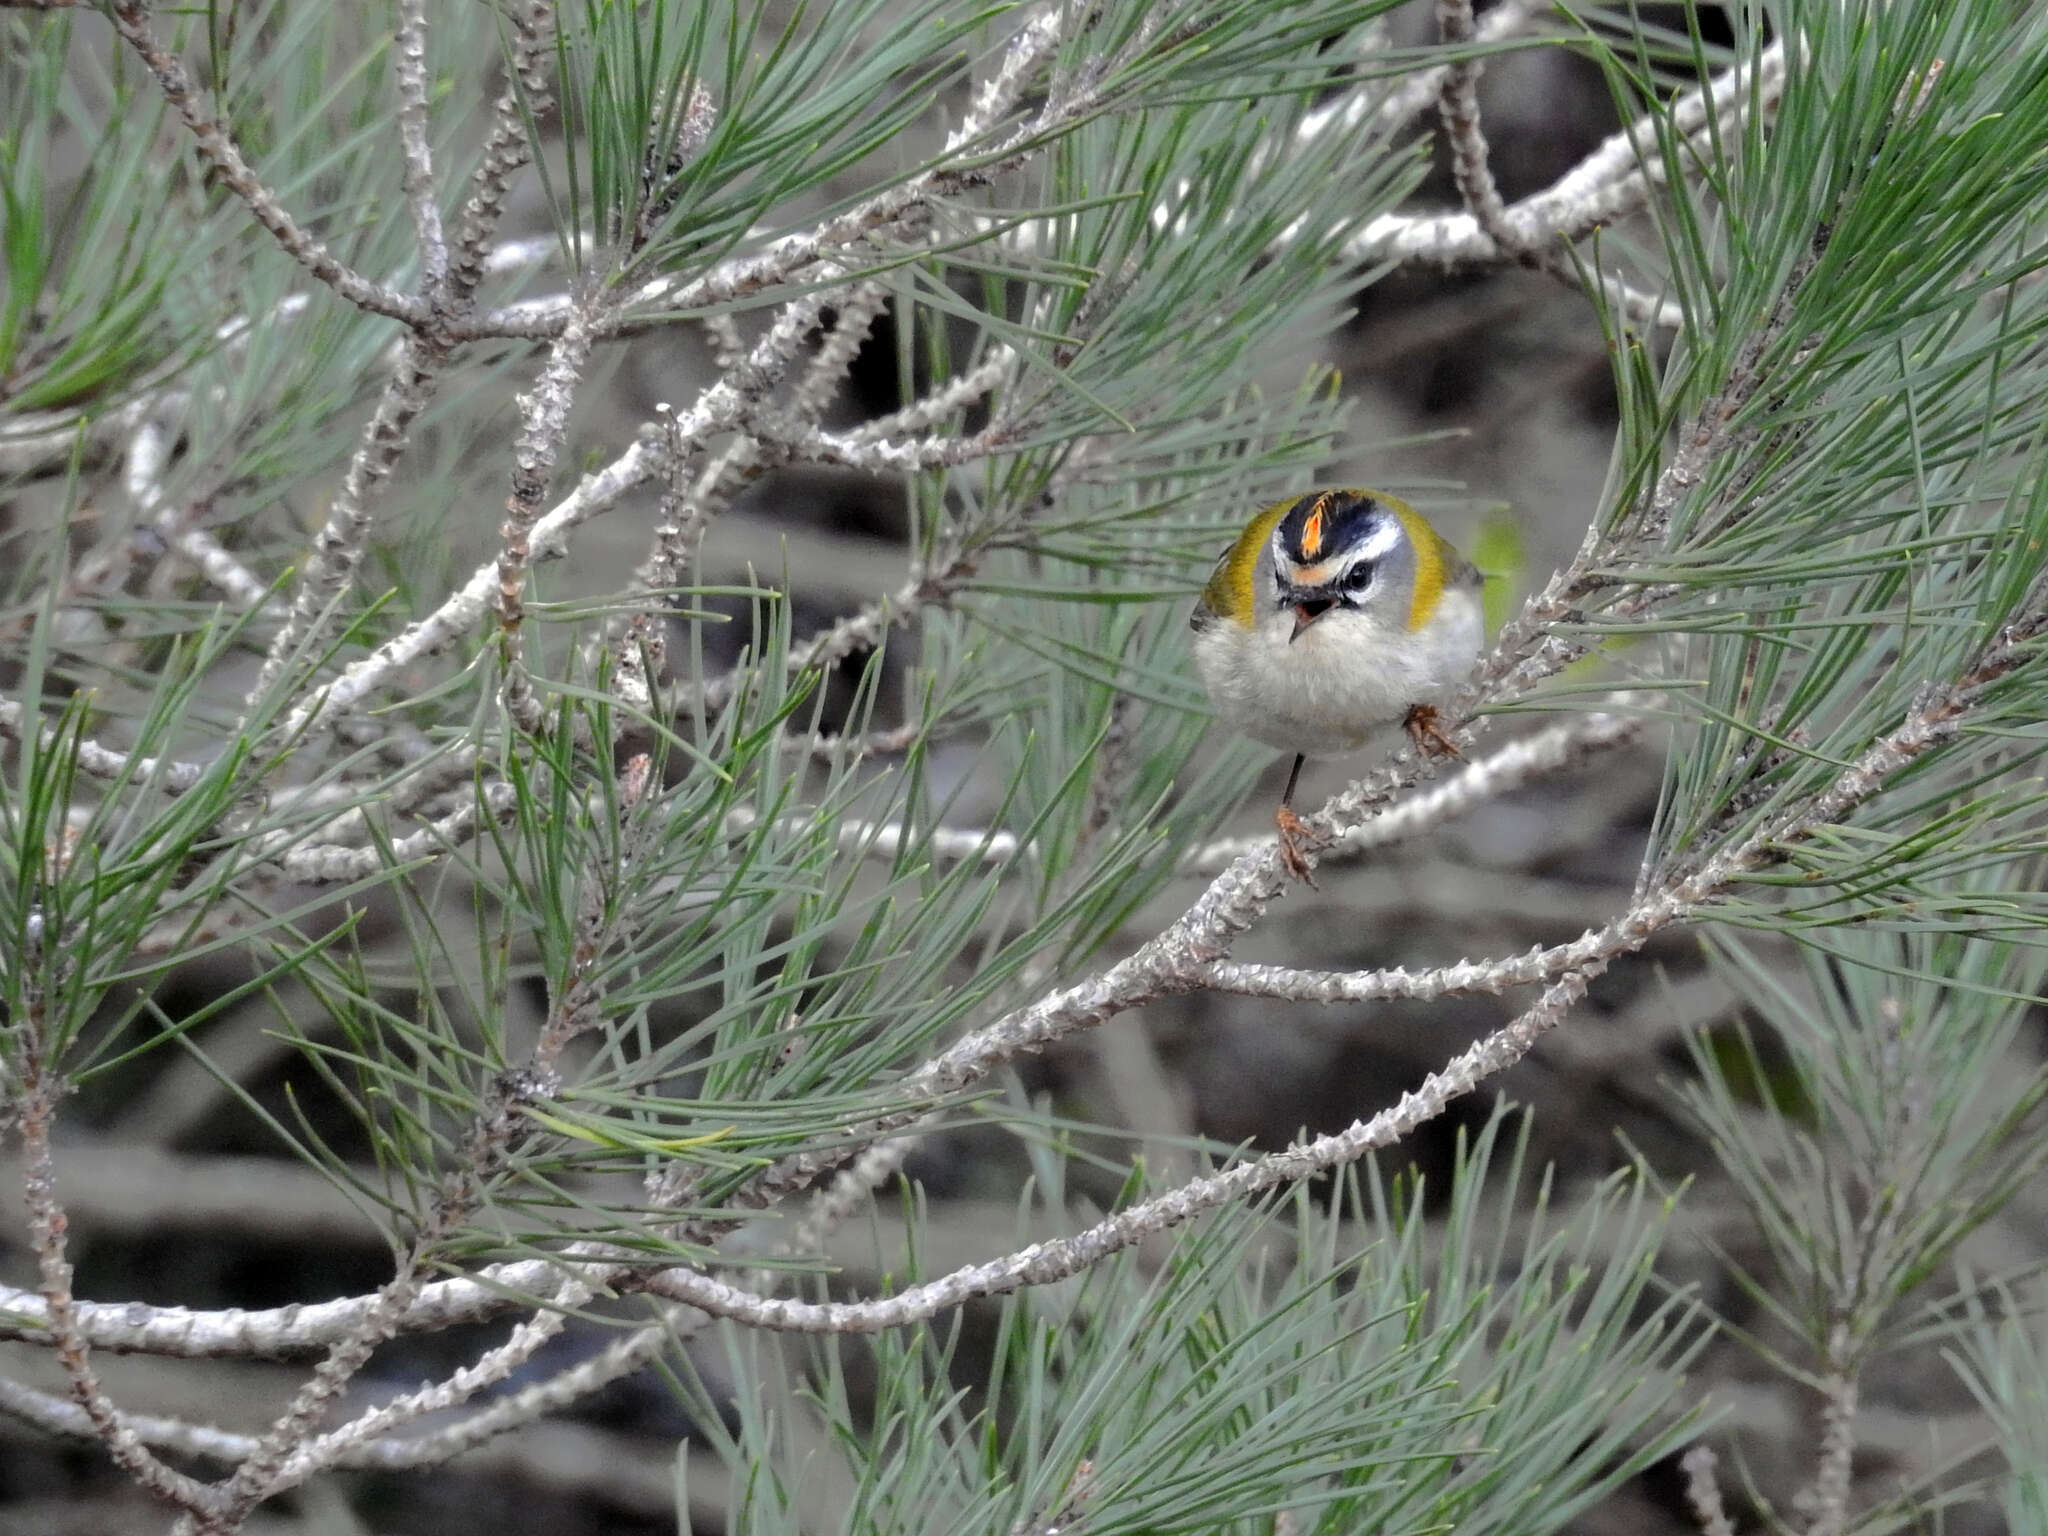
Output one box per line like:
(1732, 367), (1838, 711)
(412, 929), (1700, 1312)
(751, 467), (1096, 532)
(1404, 704), (1461, 759)
(1275, 805), (1320, 887)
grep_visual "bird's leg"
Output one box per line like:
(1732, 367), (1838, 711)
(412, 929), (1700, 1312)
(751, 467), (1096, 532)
(1274, 752), (1319, 886)
(1403, 704), (1461, 758)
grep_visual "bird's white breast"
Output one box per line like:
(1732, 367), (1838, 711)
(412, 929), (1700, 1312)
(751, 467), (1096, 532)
(1193, 588), (1482, 755)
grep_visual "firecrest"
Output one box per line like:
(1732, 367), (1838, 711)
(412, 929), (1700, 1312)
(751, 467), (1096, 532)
(1190, 488), (1484, 881)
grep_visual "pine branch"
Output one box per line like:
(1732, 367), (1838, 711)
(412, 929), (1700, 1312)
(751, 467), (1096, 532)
(245, 1), (558, 712)
(100, 1), (425, 324)
(1351, 44), (1787, 267)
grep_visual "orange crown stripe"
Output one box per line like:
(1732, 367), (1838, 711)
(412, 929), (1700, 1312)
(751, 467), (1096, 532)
(1300, 500), (1327, 559)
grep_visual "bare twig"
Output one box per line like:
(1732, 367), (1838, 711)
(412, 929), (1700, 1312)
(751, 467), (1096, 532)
(392, 0), (447, 290)
(450, 6), (1078, 344)
(286, 320), (1002, 743)
(1799, 1362), (1861, 1536)
(1434, 0), (1525, 262)
(247, 0), (558, 713)
(271, 428), (654, 735)
(1682, 1443), (1739, 1536)
(1340, 33), (1786, 333)
(257, 781), (521, 883)
(610, 408), (717, 712)
(790, 283), (893, 424)
(1182, 702), (1651, 874)
(724, 805), (1028, 867)
(0, 1263), (579, 1358)
(798, 720), (925, 765)
(497, 309), (598, 734)
(609, 275), (867, 709)
(0, 1131), (933, 1480)
(198, 1096), (533, 1527)
(121, 421), (284, 617)
(0, 692), (211, 795)
(1342, 0), (1555, 137)
(166, 525), (283, 618)
(0, 1375), (255, 1467)
(101, 2), (424, 323)
(278, 1032), (930, 1481)
(14, 1048), (218, 1514)
(641, 968), (1605, 1333)
(1349, 44), (1787, 268)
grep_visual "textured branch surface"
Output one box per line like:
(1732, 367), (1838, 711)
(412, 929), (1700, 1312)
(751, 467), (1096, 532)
(104, 2), (424, 323)
(452, 6), (1075, 343)
(496, 310), (598, 732)
(1183, 703), (1650, 873)
(1350, 41), (1787, 304)
(643, 969), (1605, 1332)
(245, 0), (558, 711)
(393, 0), (447, 289)
(14, 1053), (217, 1514)
(1433, 0), (1523, 260)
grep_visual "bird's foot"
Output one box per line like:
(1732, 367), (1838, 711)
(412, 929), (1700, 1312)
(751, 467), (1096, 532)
(1403, 704), (1461, 759)
(1275, 805), (1320, 887)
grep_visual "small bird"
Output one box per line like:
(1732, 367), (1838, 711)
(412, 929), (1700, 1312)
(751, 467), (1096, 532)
(1191, 488), (1484, 881)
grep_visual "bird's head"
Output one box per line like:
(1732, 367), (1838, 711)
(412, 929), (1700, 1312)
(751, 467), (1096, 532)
(1268, 490), (1431, 642)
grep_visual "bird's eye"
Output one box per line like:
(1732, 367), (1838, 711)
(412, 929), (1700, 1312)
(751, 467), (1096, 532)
(1343, 563), (1374, 591)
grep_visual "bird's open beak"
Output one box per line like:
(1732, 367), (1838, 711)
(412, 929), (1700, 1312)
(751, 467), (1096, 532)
(1289, 598), (1334, 643)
